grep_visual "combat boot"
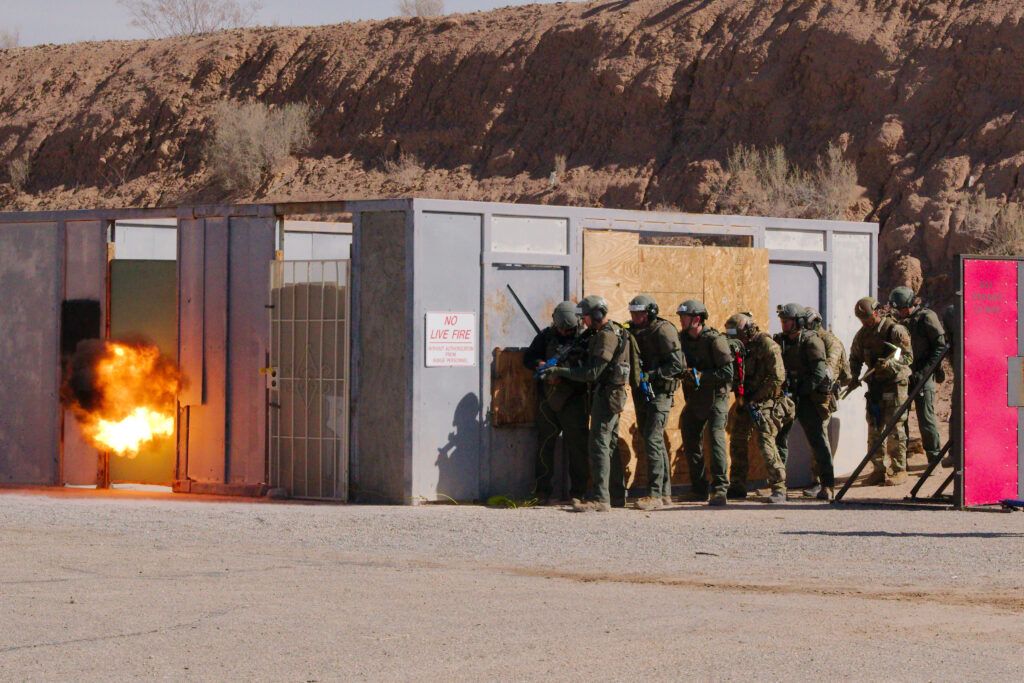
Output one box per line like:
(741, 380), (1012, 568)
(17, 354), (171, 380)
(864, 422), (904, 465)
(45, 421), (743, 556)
(662, 495), (674, 507)
(863, 469), (886, 486)
(572, 499), (610, 512)
(801, 483), (822, 498)
(726, 484), (748, 500)
(766, 489), (787, 504)
(634, 496), (663, 511)
(708, 493), (728, 507)
(884, 471), (908, 486)
(817, 486), (834, 501)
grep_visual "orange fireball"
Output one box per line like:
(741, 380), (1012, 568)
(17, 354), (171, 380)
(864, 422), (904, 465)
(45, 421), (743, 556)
(63, 340), (182, 457)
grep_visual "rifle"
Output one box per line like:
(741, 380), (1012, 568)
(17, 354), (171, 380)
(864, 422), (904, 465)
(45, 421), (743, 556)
(840, 342), (902, 400)
(534, 336), (587, 380)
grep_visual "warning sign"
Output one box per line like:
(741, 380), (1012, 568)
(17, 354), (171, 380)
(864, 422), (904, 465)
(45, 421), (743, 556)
(425, 312), (476, 367)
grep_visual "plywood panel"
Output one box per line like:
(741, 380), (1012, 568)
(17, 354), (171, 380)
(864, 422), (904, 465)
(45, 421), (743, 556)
(639, 245), (703, 294)
(491, 349), (537, 427)
(583, 230), (639, 322)
(702, 246), (770, 331)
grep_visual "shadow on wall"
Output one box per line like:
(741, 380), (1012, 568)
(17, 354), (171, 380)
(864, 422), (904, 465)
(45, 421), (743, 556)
(436, 392), (483, 501)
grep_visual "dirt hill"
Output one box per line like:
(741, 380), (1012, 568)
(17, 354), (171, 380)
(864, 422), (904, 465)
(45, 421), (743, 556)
(2, 0), (1024, 295)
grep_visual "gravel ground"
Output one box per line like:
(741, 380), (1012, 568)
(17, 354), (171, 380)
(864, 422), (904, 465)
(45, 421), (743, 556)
(1, 489), (1021, 681)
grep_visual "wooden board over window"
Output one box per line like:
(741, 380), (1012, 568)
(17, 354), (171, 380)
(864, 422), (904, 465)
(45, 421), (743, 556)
(491, 348), (538, 427)
(583, 231), (771, 488)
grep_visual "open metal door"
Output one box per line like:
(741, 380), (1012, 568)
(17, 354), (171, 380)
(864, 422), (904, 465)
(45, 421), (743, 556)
(268, 260), (350, 501)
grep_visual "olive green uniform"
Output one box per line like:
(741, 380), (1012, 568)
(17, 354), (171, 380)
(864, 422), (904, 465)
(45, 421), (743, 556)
(850, 317), (914, 475)
(730, 331), (793, 493)
(902, 307), (948, 463)
(560, 321), (630, 505)
(808, 326), (851, 482)
(942, 305), (959, 463)
(680, 328), (734, 497)
(775, 329), (835, 487)
(523, 325), (590, 499)
(631, 317), (684, 499)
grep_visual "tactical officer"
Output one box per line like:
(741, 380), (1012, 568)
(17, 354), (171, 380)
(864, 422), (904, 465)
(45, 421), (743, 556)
(775, 304), (836, 500)
(523, 301), (590, 505)
(888, 287), (948, 465)
(803, 307), (852, 497)
(677, 300), (734, 506)
(725, 313), (793, 503)
(846, 297), (914, 486)
(627, 294), (684, 510)
(540, 295), (630, 512)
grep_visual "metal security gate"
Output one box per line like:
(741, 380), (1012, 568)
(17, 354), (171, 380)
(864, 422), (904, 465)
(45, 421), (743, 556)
(269, 260), (350, 500)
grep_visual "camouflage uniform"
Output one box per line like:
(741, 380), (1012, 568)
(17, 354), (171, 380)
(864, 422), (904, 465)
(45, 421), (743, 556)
(807, 326), (851, 483)
(557, 320), (630, 505)
(775, 329), (835, 488)
(850, 317), (914, 477)
(729, 330), (792, 494)
(942, 305), (959, 464)
(902, 306), (948, 463)
(631, 317), (684, 500)
(680, 329), (734, 498)
(523, 325), (590, 500)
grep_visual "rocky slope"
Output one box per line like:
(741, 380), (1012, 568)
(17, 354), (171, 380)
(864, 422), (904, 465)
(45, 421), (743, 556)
(2, 0), (1024, 295)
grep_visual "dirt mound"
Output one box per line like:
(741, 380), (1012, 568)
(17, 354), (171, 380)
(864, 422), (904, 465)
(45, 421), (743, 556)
(2, 0), (1024, 296)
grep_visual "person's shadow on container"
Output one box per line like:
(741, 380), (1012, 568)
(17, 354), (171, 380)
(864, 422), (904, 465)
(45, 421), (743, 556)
(436, 392), (482, 502)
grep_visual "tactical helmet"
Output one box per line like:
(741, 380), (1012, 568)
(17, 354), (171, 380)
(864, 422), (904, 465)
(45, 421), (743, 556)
(676, 299), (709, 320)
(804, 307), (823, 329)
(854, 296), (879, 320)
(629, 294), (659, 318)
(552, 301), (579, 330)
(777, 303), (806, 320)
(888, 286), (915, 309)
(725, 312), (755, 338)
(577, 295), (609, 322)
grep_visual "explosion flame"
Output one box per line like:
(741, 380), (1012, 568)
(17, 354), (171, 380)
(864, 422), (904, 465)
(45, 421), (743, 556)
(63, 340), (182, 457)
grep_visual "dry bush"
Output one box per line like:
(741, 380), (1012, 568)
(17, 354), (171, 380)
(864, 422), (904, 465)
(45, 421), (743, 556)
(208, 101), (311, 192)
(7, 153), (30, 193)
(717, 143), (859, 219)
(382, 152), (425, 186)
(118, 0), (262, 38)
(981, 202), (1024, 256)
(0, 28), (19, 49)
(397, 0), (445, 17)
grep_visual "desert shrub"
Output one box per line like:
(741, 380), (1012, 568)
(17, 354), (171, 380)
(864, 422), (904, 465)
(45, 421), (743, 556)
(382, 152), (425, 186)
(207, 101), (311, 192)
(981, 202), (1024, 256)
(0, 29), (19, 49)
(397, 0), (445, 17)
(7, 153), (30, 193)
(717, 143), (859, 220)
(118, 0), (262, 38)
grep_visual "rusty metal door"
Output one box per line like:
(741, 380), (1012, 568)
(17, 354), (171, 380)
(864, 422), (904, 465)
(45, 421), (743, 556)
(268, 260), (350, 501)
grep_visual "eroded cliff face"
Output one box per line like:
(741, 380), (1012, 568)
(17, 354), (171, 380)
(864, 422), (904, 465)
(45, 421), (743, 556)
(2, 0), (1024, 295)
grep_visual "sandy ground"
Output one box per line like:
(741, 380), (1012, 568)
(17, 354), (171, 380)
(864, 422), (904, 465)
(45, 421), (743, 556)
(1, 488), (1021, 682)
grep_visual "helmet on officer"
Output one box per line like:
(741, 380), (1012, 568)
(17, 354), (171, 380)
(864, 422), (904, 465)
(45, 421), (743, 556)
(854, 296), (880, 321)
(804, 307), (823, 330)
(629, 294), (659, 318)
(577, 295), (609, 323)
(551, 301), (579, 331)
(725, 312), (756, 340)
(888, 286), (915, 309)
(676, 299), (709, 321)
(777, 303), (807, 328)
